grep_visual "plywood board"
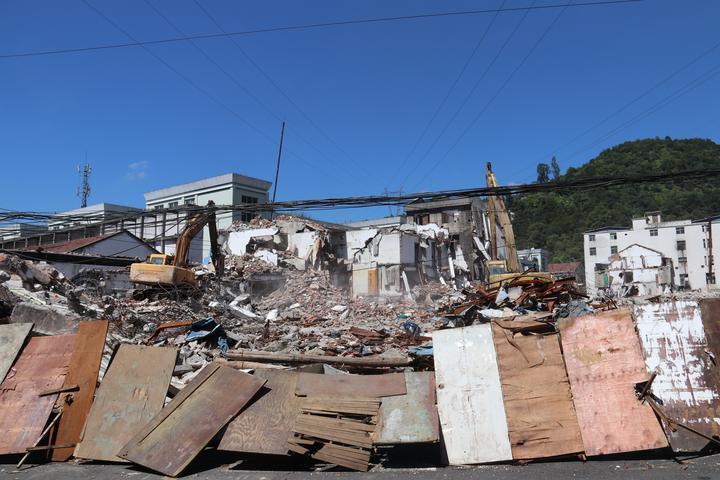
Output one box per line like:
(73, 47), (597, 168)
(0, 335), (75, 455)
(559, 309), (668, 456)
(218, 369), (301, 455)
(73, 344), (176, 462)
(375, 371), (439, 445)
(296, 372), (406, 398)
(491, 325), (584, 460)
(52, 320), (109, 461)
(0, 322), (33, 383)
(433, 324), (512, 465)
(118, 363), (266, 477)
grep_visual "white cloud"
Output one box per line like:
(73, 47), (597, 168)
(126, 161), (149, 180)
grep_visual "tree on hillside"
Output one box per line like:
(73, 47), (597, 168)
(536, 163), (550, 183)
(550, 156), (561, 180)
(511, 138), (720, 262)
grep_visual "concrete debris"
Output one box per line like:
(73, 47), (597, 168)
(9, 302), (80, 336)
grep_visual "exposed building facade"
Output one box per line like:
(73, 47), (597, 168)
(584, 211), (720, 295)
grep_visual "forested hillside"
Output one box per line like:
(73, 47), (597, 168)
(510, 138), (720, 262)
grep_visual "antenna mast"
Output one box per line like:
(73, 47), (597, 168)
(77, 162), (92, 208)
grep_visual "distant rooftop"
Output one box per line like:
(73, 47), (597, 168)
(405, 197), (484, 212)
(584, 226), (631, 234)
(145, 173), (272, 202)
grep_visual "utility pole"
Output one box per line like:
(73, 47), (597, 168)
(271, 121), (285, 220)
(77, 161), (92, 208)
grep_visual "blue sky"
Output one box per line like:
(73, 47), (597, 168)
(1, 0), (718, 223)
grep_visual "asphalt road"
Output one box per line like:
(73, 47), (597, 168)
(1, 455), (719, 480)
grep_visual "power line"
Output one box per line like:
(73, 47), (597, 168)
(141, 0), (361, 181)
(412, 2), (570, 190)
(398, 0), (540, 190)
(2, 167), (720, 218)
(386, 0), (508, 187)
(190, 0), (368, 176)
(0, 0), (642, 60)
(80, 0), (354, 188)
(564, 60), (720, 162)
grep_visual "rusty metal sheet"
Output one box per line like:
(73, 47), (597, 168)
(118, 363), (266, 477)
(375, 371), (439, 445)
(559, 309), (668, 456)
(0, 335), (75, 455)
(296, 372), (406, 398)
(73, 344), (176, 462)
(52, 320), (109, 461)
(218, 369), (301, 455)
(433, 324), (512, 465)
(0, 322), (33, 383)
(635, 300), (720, 451)
(492, 325), (584, 460)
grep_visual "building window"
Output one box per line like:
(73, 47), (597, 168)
(589, 234), (596, 242)
(610, 233), (617, 240)
(168, 201), (178, 208)
(241, 195), (258, 204)
(240, 212), (254, 222)
(589, 247), (596, 256)
(676, 227), (685, 234)
(678, 256), (687, 264)
(680, 274), (689, 287)
(153, 204), (163, 210)
(703, 238), (707, 248)
(610, 246), (618, 254)
(650, 229), (658, 237)
(677, 240), (686, 250)
(184, 197), (196, 205)
(703, 225), (708, 233)
(708, 273), (717, 285)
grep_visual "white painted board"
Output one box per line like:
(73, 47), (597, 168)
(433, 323), (512, 465)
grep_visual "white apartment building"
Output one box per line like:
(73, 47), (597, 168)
(144, 173), (272, 262)
(584, 211), (720, 295)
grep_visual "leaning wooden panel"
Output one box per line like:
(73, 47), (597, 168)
(296, 371), (406, 397)
(491, 324), (583, 460)
(73, 344), (176, 462)
(375, 371), (439, 445)
(52, 320), (109, 461)
(118, 364), (266, 477)
(559, 310), (668, 456)
(0, 322), (33, 383)
(218, 369), (301, 455)
(0, 335), (75, 455)
(433, 324), (512, 465)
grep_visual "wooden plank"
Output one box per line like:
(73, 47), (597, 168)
(296, 372), (406, 397)
(52, 320), (109, 461)
(0, 323), (33, 383)
(432, 324), (512, 465)
(635, 299), (720, 452)
(559, 309), (668, 456)
(218, 369), (302, 455)
(375, 371), (439, 445)
(491, 325), (584, 460)
(118, 364), (265, 477)
(0, 335), (75, 455)
(73, 344), (176, 462)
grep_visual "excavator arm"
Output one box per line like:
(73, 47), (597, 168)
(173, 201), (223, 274)
(485, 162), (521, 273)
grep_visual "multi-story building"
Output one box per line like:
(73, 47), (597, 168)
(584, 211), (720, 295)
(404, 197), (486, 279)
(143, 173), (272, 262)
(0, 173), (272, 265)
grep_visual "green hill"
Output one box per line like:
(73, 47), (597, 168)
(510, 138), (720, 262)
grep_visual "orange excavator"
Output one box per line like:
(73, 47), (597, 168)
(130, 202), (223, 289)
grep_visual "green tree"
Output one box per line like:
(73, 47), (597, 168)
(511, 138), (720, 262)
(550, 156), (561, 180)
(536, 163), (550, 183)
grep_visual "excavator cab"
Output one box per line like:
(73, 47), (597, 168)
(146, 254), (174, 265)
